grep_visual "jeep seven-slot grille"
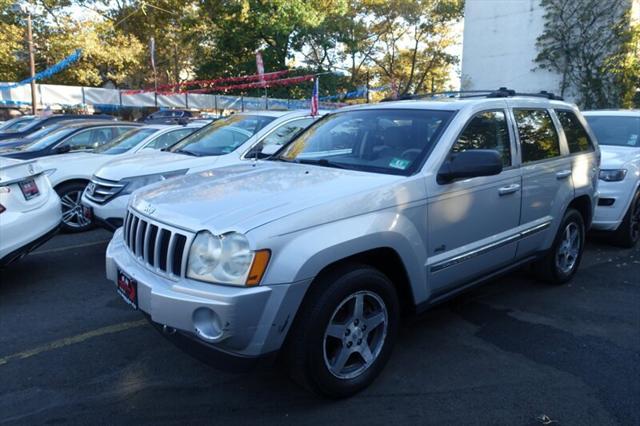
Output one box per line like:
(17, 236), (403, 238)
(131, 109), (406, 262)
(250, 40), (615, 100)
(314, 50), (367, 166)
(123, 209), (191, 277)
(85, 176), (125, 204)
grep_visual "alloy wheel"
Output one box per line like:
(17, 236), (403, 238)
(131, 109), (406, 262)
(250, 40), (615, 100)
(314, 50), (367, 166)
(60, 189), (91, 229)
(323, 290), (388, 380)
(556, 222), (581, 274)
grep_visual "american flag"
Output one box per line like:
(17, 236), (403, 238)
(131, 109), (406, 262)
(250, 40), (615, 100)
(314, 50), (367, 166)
(311, 77), (319, 116)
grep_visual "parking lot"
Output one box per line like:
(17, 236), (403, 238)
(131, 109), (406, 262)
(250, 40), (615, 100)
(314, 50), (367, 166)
(1, 230), (638, 425)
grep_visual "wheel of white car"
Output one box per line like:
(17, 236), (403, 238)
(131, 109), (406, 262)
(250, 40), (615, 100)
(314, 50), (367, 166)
(56, 182), (94, 233)
(284, 264), (399, 398)
(611, 190), (640, 248)
(534, 208), (585, 284)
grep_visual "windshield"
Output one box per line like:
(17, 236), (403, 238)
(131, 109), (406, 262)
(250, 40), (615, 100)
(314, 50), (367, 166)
(585, 115), (640, 147)
(21, 127), (77, 151)
(0, 116), (36, 132)
(93, 128), (159, 155)
(276, 109), (454, 175)
(169, 114), (275, 156)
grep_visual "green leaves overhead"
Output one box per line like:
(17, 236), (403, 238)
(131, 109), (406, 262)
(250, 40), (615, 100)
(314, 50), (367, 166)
(2, 0), (462, 101)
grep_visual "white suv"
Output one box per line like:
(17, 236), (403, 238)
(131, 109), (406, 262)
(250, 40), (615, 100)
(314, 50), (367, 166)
(0, 159), (61, 266)
(82, 110), (319, 231)
(583, 110), (640, 247)
(36, 123), (205, 232)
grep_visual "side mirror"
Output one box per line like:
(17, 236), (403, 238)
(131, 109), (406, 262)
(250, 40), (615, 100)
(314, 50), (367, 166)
(437, 149), (503, 184)
(54, 145), (71, 154)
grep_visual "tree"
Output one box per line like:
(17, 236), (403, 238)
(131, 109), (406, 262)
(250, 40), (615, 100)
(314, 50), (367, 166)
(535, 0), (638, 109)
(38, 19), (146, 87)
(368, 0), (462, 97)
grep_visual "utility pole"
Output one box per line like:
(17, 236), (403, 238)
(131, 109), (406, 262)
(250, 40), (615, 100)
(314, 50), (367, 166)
(26, 12), (37, 115)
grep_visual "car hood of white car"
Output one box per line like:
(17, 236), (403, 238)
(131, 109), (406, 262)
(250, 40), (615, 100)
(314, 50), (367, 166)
(93, 151), (224, 181)
(131, 161), (406, 234)
(600, 145), (640, 169)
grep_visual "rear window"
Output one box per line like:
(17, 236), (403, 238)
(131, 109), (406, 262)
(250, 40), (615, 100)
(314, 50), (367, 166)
(556, 110), (593, 153)
(584, 115), (640, 147)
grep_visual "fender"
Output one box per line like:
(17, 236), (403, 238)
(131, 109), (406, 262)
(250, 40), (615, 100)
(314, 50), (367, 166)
(257, 207), (429, 305)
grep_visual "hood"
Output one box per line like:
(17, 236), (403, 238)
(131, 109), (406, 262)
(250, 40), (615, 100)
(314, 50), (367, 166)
(94, 151), (221, 181)
(131, 161), (404, 234)
(600, 145), (640, 169)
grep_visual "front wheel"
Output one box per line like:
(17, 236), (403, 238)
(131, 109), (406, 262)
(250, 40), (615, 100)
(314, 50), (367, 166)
(56, 182), (94, 233)
(610, 190), (640, 248)
(534, 208), (585, 284)
(284, 264), (400, 398)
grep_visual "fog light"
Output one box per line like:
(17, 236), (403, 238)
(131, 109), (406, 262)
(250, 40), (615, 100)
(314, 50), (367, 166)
(193, 307), (223, 342)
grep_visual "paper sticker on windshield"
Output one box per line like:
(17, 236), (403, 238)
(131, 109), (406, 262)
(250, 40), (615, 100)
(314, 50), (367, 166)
(389, 158), (411, 170)
(628, 134), (638, 146)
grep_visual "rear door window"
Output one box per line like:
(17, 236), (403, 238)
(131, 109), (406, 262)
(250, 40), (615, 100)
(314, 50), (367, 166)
(556, 110), (593, 153)
(514, 109), (561, 163)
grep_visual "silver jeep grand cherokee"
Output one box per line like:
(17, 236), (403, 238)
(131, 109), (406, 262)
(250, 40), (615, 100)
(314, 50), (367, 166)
(106, 92), (599, 397)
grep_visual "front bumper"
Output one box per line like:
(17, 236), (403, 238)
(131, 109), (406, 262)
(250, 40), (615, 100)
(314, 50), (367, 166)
(82, 193), (130, 231)
(592, 180), (637, 231)
(106, 228), (310, 359)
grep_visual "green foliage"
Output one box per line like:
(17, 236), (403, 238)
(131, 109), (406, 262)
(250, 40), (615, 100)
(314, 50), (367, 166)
(535, 0), (638, 109)
(1, 0), (463, 101)
(40, 19), (146, 86)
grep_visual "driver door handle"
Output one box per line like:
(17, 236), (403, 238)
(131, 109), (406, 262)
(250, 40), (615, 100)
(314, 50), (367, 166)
(498, 184), (520, 196)
(556, 170), (572, 179)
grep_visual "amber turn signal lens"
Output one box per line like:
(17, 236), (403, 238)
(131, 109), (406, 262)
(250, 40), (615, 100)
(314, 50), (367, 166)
(246, 249), (271, 286)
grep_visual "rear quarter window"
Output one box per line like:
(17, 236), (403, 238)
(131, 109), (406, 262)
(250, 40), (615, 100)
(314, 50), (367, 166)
(556, 110), (593, 154)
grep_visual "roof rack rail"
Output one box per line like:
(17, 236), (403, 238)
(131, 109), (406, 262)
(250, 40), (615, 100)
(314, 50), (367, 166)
(381, 87), (564, 102)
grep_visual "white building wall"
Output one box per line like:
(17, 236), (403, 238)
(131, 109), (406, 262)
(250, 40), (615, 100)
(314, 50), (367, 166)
(461, 0), (563, 96)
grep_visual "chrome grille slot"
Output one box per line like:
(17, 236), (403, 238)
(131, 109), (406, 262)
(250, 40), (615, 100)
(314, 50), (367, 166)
(85, 176), (125, 204)
(123, 209), (193, 279)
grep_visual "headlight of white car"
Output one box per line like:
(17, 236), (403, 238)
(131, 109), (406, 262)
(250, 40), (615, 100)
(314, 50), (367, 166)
(186, 231), (270, 286)
(121, 169), (188, 194)
(599, 169), (627, 182)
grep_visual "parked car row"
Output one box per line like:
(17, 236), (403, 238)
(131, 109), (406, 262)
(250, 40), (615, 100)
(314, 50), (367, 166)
(1, 97), (638, 398)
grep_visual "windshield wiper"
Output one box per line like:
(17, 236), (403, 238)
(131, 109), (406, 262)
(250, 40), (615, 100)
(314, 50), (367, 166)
(295, 158), (347, 169)
(174, 149), (201, 157)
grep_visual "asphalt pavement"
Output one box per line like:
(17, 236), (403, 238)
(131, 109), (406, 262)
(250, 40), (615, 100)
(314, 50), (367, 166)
(0, 229), (638, 425)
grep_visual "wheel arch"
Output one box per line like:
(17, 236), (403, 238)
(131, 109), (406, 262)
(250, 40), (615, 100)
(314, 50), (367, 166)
(53, 178), (91, 192)
(568, 194), (593, 229)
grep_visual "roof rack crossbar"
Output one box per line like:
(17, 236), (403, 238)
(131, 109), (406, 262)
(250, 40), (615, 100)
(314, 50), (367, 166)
(381, 87), (564, 102)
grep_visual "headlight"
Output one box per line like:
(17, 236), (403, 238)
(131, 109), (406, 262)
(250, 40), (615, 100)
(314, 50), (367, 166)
(599, 169), (627, 182)
(121, 169), (188, 194)
(186, 231), (270, 286)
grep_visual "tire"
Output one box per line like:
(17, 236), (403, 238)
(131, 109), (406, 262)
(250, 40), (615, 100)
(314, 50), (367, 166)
(56, 182), (94, 233)
(534, 208), (585, 284)
(610, 190), (640, 248)
(284, 264), (400, 398)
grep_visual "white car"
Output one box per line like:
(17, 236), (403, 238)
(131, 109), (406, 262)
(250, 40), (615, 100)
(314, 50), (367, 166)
(37, 123), (205, 232)
(82, 110), (320, 231)
(584, 110), (640, 247)
(0, 158), (61, 266)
